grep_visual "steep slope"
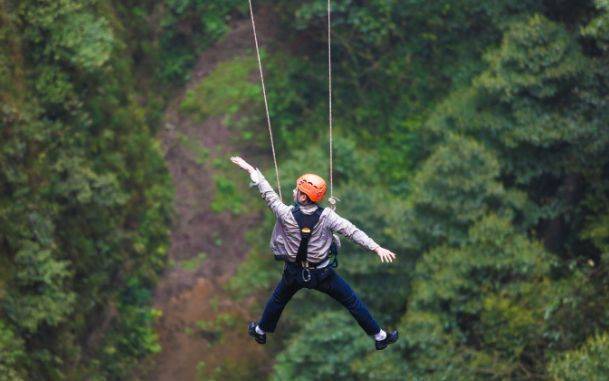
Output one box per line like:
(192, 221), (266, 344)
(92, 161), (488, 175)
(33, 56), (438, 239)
(146, 19), (275, 381)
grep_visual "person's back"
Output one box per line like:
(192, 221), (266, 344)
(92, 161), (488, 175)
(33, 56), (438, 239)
(230, 156), (399, 350)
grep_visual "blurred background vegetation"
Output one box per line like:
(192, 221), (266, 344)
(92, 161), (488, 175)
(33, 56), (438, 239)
(2, 0), (609, 380)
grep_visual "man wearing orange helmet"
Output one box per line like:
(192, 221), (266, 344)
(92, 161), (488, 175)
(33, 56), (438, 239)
(231, 156), (398, 350)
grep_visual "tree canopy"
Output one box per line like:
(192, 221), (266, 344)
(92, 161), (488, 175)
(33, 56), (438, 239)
(3, 0), (609, 379)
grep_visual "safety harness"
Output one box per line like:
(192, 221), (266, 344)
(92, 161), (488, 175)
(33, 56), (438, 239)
(293, 204), (323, 265)
(292, 204), (339, 274)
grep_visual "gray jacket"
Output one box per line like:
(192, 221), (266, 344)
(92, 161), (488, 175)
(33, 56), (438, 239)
(252, 170), (379, 263)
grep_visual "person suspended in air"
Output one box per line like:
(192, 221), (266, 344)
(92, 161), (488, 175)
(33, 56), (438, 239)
(230, 156), (399, 350)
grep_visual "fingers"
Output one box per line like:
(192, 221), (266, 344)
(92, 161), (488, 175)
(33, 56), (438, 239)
(230, 156), (253, 172)
(231, 156), (246, 165)
(378, 251), (388, 263)
(377, 248), (397, 263)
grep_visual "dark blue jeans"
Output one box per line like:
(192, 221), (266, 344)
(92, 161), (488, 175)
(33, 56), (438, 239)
(258, 262), (381, 336)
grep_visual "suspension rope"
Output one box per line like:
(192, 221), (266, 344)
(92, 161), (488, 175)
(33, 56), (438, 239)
(327, 0), (338, 211)
(247, 0), (335, 206)
(247, 0), (282, 200)
(327, 0), (334, 203)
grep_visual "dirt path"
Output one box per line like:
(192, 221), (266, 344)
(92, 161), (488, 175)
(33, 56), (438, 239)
(145, 16), (276, 381)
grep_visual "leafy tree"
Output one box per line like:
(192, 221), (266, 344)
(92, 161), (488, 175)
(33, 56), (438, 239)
(406, 135), (522, 249)
(1, 0), (177, 379)
(0, 320), (26, 381)
(428, 14), (609, 236)
(582, 0), (609, 52)
(386, 215), (550, 380)
(4, 241), (75, 333)
(272, 311), (371, 381)
(157, 0), (246, 83)
(549, 332), (609, 381)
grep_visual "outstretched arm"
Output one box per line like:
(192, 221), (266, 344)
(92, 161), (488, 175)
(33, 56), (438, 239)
(327, 211), (397, 263)
(230, 156), (291, 220)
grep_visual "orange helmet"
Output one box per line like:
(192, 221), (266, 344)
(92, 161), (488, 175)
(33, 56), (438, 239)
(296, 173), (327, 203)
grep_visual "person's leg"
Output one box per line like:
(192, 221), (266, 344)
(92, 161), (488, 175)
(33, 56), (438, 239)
(258, 274), (300, 333)
(317, 270), (381, 336)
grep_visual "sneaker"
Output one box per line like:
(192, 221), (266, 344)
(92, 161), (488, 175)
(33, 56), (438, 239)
(375, 329), (398, 350)
(248, 321), (266, 344)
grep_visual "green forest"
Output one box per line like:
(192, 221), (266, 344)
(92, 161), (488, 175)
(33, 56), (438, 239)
(2, 0), (609, 380)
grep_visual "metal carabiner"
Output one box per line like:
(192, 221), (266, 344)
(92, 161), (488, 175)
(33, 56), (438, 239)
(301, 268), (311, 283)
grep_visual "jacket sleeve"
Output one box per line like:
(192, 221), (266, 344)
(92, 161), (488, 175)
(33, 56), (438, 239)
(326, 210), (380, 252)
(250, 169), (292, 221)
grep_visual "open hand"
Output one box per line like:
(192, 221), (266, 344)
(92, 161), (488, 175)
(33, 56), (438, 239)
(375, 247), (397, 263)
(230, 156), (255, 174)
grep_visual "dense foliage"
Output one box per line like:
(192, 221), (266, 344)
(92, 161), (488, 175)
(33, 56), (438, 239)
(1, 0), (256, 376)
(4, 0), (609, 380)
(0, 0), (243, 379)
(227, 0), (609, 380)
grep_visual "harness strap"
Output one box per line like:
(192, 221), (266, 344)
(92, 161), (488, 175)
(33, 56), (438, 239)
(292, 205), (323, 264)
